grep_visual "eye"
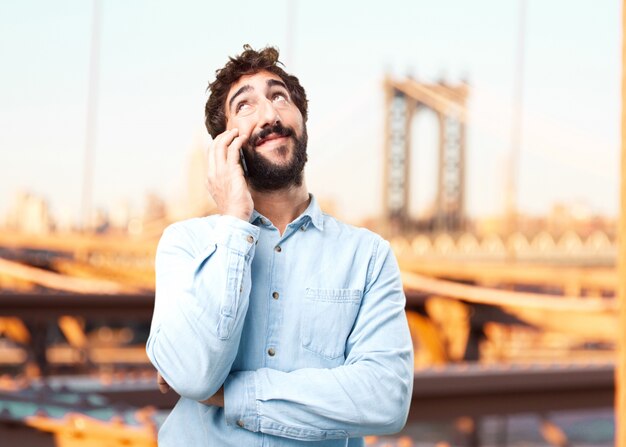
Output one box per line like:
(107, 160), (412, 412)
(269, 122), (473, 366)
(272, 92), (287, 102)
(235, 102), (251, 113)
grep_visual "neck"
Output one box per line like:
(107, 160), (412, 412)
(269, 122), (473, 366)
(250, 182), (310, 235)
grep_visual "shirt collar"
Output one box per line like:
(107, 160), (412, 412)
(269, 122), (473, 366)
(300, 193), (324, 230)
(248, 193), (324, 231)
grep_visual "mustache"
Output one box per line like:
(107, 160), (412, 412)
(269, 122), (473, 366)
(248, 122), (295, 147)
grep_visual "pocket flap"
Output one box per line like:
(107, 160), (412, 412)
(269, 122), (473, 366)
(305, 288), (362, 303)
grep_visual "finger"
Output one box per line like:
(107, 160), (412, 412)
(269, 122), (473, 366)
(226, 134), (248, 168)
(157, 374), (170, 393)
(157, 373), (167, 385)
(208, 129), (237, 182)
(214, 128), (239, 173)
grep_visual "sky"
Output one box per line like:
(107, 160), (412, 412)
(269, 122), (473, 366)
(0, 0), (621, 225)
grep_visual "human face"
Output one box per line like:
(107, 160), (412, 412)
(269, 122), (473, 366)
(225, 71), (307, 191)
(225, 71), (304, 162)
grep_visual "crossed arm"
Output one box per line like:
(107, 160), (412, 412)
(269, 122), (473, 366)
(147, 221), (413, 440)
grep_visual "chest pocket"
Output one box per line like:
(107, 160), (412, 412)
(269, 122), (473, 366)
(301, 288), (362, 360)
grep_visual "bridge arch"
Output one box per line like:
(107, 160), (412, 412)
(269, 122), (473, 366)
(383, 76), (468, 234)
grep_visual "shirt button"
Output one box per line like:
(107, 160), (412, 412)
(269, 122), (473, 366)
(246, 235), (254, 244)
(272, 291), (279, 300)
(274, 245), (282, 253)
(237, 420), (245, 428)
(267, 348), (276, 356)
(260, 218), (267, 225)
(300, 226), (306, 231)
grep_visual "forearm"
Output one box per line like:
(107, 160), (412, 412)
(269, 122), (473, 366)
(224, 352), (413, 440)
(147, 304), (246, 400)
(146, 217), (259, 400)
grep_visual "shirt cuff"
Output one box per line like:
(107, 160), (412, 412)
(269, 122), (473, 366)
(224, 371), (259, 432)
(214, 215), (260, 255)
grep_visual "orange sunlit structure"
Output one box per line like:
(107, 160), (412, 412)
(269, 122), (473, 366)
(0, 221), (620, 367)
(0, 229), (158, 252)
(25, 413), (157, 447)
(0, 377), (159, 447)
(617, 0), (626, 444)
(0, 257), (142, 295)
(403, 271), (617, 342)
(398, 259), (615, 297)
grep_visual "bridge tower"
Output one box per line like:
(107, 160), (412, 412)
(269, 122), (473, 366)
(383, 76), (468, 233)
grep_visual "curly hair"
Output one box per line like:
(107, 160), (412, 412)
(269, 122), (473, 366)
(204, 45), (308, 139)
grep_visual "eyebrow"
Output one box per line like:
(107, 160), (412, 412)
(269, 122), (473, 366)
(267, 79), (288, 90)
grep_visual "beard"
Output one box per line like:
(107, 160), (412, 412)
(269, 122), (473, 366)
(241, 122), (308, 192)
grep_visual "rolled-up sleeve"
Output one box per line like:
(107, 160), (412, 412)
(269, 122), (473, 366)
(223, 238), (414, 440)
(147, 216), (260, 401)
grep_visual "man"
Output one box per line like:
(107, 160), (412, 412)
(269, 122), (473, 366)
(146, 45), (414, 446)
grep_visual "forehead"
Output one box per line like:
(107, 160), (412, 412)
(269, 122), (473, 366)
(228, 70), (284, 97)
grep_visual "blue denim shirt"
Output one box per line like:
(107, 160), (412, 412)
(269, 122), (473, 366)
(147, 195), (414, 446)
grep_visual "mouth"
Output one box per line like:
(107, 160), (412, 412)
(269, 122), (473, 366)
(256, 133), (288, 147)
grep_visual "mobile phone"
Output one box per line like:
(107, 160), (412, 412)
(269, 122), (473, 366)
(239, 147), (249, 177)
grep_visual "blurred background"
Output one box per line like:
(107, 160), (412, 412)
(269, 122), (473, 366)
(0, 0), (621, 446)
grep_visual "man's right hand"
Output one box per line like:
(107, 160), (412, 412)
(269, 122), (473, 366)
(206, 128), (254, 221)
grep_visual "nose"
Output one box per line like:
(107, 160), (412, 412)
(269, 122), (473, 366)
(258, 97), (280, 128)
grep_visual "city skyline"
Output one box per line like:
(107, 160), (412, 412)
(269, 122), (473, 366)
(0, 1), (620, 225)
(3, 185), (615, 239)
